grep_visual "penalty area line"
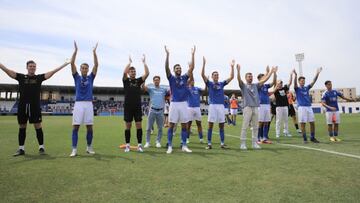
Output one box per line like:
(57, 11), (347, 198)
(191, 127), (360, 160)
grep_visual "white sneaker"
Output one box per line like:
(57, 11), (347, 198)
(166, 146), (173, 154)
(252, 142), (261, 149)
(182, 146), (192, 153)
(124, 145), (130, 153)
(70, 148), (77, 157)
(186, 138), (190, 144)
(297, 129), (302, 133)
(155, 142), (161, 148)
(199, 139), (204, 144)
(285, 133), (292, 137)
(86, 146), (95, 154)
(137, 145), (144, 153)
(144, 142), (150, 148)
(276, 134), (280, 138)
(240, 144), (247, 150)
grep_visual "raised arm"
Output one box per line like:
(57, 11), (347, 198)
(258, 66), (277, 86)
(123, 56), (132, 81)
(187, 45), (196, 77)
(236, 64), (244, 87)
(293, 70), (298, 89)
(201, 56), (209, 83)
(309, 67), (322, 88)
(164, 46), (171, 78)
(44, 59), (70, 80)
(92, 43), (99, 76)
(187, 62), (194, 85)
(270, 66), (277, 87)
(225, 60), (235, 84)
(0, 63), (17, 79)
(141, 54), (150, 81)
(71, 41), (78, 75)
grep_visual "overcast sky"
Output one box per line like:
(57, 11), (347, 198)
(0, 0), (359, 93)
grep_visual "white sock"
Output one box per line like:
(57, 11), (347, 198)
(39, 145), (44, 149)
(19, 146), (24, 150)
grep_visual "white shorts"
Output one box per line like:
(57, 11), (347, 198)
(188, 107), (202, 121)
(72, 101), (94, 125)
(230, 108), (238, 115)
(325, 111), (340, 124)
(258, 104), (271, 122)
(169, 101), (189, 123)
(224, 108), (229, 115)
(208, 104), (225, 123)
(298, 106), (315, 123)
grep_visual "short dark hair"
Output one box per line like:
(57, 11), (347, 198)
(212, 71), (218, 76)
(257, 73), (264, 80)
(81, 63), (89, 68)
(245, 72), (252, 77)
(129, 66), (136, 71)
(153, 76), (160, 80)
(298, 76), (305, 81)
(173, 64), (181, 69)
(325, 80), (331, 85)
(26, 60), (36, 67)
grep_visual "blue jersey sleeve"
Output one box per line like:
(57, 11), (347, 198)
(336, 90), (343, 97)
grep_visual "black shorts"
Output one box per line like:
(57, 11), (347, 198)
(17, 103), (42, 124)
(124, 105), (142, 122)
(271, 103), (276, 115)
(288, 104), (296, 117)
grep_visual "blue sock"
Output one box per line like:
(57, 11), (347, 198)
(72, 129), (78, 148)
(334, 131), (338, 137)
(167, 128), (173, 147)
(310, 132), (315, 140)
(207, 128), (213, 144)
(258, 127), (263, 141)
(181, 128), (187, 146)
(219, 128), (225, 144)
(329, 131), (333, 137)
(302, 133), (307, 141)
(263, 125), (269, 140)
(199, 131), (203, 139)
(86, 130), (93, 146)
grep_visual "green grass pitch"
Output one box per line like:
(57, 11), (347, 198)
(0, 114), (360, 202)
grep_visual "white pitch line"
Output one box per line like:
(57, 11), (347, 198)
(191, 127), (360, 160)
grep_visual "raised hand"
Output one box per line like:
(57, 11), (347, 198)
(142, 54), (146, 64)
(231, 60), (235, 67)
(236, 64), (241, 72)
(164, 46), (169, 55)
(266, 65), (270, 73)
(191, 45), (196, 55)
(74, 41), (78, 51)
(129, 56), (132, 64)
(203, 56), (206, 65)
(271, 66), (278, 73)
(93, 42), (98, 53)
(317, 67), (323, 74)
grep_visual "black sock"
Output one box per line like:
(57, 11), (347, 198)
(36, 128), (44, 145)
(295, 124), (299, 130)
(125, 129), (131, 144)
(137, 128), (142, 144)
(18, 128), (26, 146)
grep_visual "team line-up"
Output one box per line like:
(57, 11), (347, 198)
(0, 42), (354, 156)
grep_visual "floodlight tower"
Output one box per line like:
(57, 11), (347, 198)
(295, 53), (304, 77)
